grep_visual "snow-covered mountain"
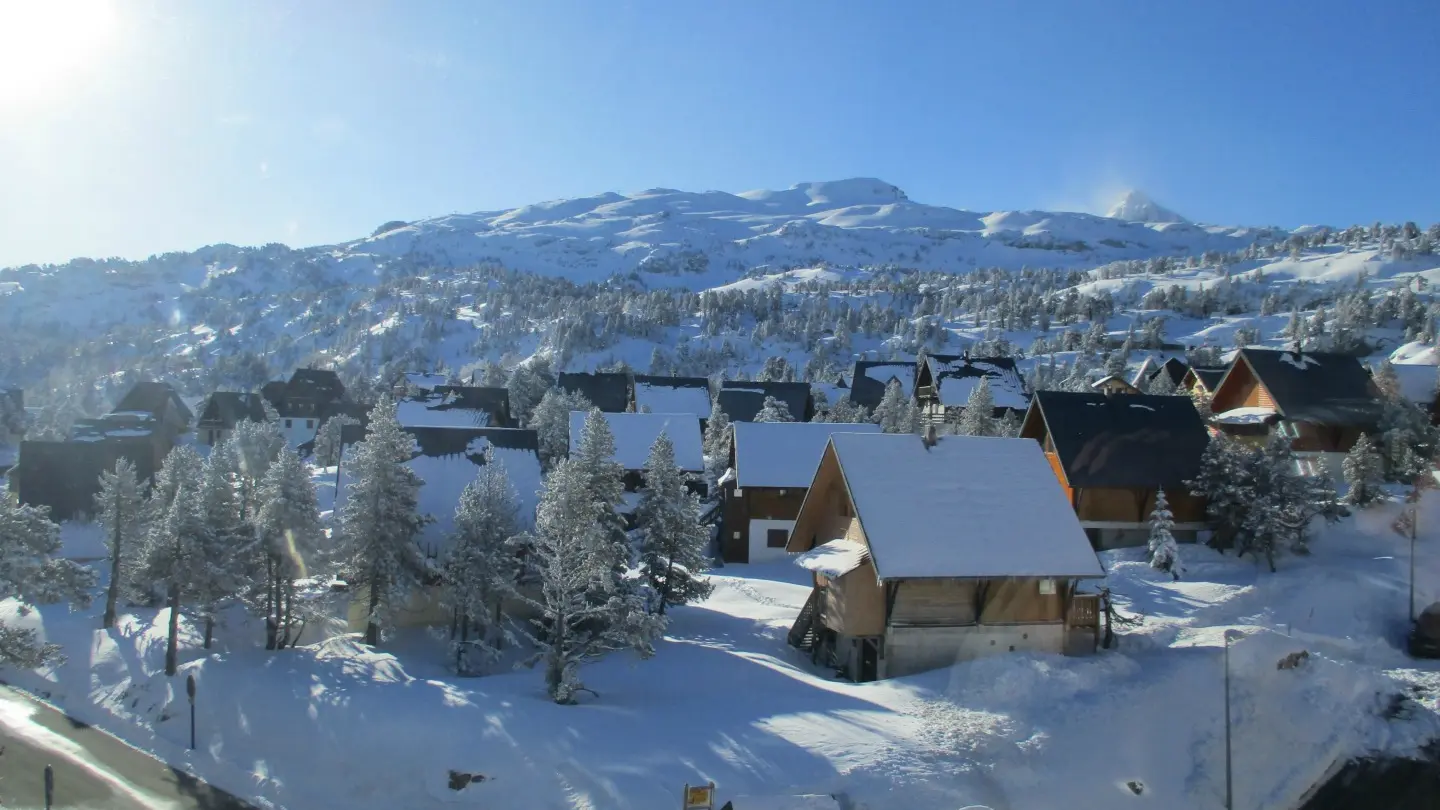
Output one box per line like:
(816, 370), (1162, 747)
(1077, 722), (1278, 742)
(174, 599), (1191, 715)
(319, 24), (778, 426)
(1106, 189), (1188, 224)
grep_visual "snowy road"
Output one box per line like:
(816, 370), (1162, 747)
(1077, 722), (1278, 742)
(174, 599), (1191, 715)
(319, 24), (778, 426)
(0, 686), (259, 810)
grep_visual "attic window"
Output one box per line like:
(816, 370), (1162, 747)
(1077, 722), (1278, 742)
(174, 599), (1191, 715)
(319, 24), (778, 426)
(284, 419), (292, 428)
(1038, 579), (1057, 595)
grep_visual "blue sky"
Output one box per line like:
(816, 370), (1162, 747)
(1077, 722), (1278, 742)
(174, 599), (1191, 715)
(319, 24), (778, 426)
(1, 0), (1437, 266)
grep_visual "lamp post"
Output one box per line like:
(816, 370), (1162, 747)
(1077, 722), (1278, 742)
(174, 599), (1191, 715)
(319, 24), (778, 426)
(186, 674), (196, 751)
(1223, 629), (1241, 810)
(43, 763), (53, 810)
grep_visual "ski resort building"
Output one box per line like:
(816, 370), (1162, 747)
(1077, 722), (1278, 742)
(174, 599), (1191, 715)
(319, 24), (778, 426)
(1130, 356), (1189, 392)
(846, 360), (918, 411)
(1182, 365), (1228, 397)
(396, 386), (513, 429)
(785, 433), (1105, 681)
(262, 368), (365, 448)
(1089, 374), (1141, 396)
(1019, 391), (1210, 550)
(719, 421), (880, 564)
(0, 388), (23, 477)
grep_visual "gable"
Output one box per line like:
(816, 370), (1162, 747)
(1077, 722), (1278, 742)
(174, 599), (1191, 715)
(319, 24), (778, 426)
(1231, 349), (1382, 426)
(1030, 390), (1209, 489)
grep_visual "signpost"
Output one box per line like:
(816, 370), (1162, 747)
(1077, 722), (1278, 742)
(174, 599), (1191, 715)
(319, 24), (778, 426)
(682, 781), (715, 810)
(43, 763), (53, 810)
(186, 673), (197, 751)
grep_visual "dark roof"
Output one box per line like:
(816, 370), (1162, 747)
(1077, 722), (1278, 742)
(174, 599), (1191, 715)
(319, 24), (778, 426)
(403, 426), (539, 458)
(433, 386), (512, 426)
(197, 392), (267, 428)
(113, 382), (193, 424)
(925, 355), (1029, 411)
(1190, 366), (1227, 391)
(1234, 348), (1382, 426)
(1027, 390), (1210, 489)
(287, 368), (346, 402)
(1149, 358), (1189, 387)
(717, 380), (813, 422)
(848, 361), (916, 408)
(557, 372), (631, 413)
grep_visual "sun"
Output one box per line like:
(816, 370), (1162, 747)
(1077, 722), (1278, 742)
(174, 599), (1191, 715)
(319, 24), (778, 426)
(0, 0), (118, 106)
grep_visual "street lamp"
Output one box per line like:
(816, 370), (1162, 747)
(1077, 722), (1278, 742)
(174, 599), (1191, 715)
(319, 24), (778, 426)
(1223, 629), (1242, 810)
(186, 674), (197, 751)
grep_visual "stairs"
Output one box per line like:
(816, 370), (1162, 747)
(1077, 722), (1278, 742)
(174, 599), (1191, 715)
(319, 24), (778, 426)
(788, 588), (822, 651)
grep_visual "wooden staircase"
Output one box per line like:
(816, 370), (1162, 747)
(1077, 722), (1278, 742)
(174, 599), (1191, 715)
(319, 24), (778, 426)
(788, 588), (822, 651)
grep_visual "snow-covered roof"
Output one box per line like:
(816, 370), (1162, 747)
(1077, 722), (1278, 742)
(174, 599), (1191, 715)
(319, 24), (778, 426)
(568, 411), (703, 471)
(403, 372), (451, 390)
(396, 391), (493, 428)
(1212, 406), (1277, 425)
(829, 433), (1104, 580)
(732, 421), (881, 489)
(926, 354), (1029, 409)
(632, 377), (711, 416)
(793, 539), (869, 578)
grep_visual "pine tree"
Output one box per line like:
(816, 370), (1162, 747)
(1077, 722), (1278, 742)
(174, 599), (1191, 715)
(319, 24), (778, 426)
(1341, 433), (1385, 507)
(194, 443), (249, 648)
(506, 361), (554, 427)
(701, 397), (732, 493)
(1147, 488), (1179, 579)
(95, 458), (145, 629)
(313, 414), (358, 467)
(521, 457), (661, 704)
(1147, 371), (1178, 396)
(1188, 434), (1256, 552)
(336, 395), (431, 645)
(230, 418), (284, 520)
(0, 494), (96, 668)
(956, 377), (996, 437)
(873, 379), (919, 433)
(254, 448), (325, 649)
(571, 409), (634, 589)
(137, 476), (211, 676)
(441, 457), (522, 674)
(529, 387), (592, 471)
(636, 433), (713, 615)
(754, 396), (795, 423)
(826, 397), (871, 424)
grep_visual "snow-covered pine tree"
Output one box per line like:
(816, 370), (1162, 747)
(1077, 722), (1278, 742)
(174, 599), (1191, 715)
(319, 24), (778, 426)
(522, 456), (660, 703)
(1341, 433), (1385, 507)
(441, 456), (522, 674)
(956, 377), (996, 437)
(826, 397), (871, 424)
(0, 494), (96, 668)
(529, 387), (592, 471)
(701, 397), (732, 494)
(1241, 435), (1341, 571)
(636, 433), (713, 615)
(1147, 488), (1180, 579)
(873, 379), (919, 434)
(1147, 371), (1178, 396)
(230, 418), (284, 520)
(1375, 362), (1438, 482)
(194, 443), (249, 648)
(95, 457), (145, 629)
(754, 395), (795, 423)
(571, 409), (635, 591)
(1187, 434), (1256, 552)
(255, 448), (325, 649)
(506, 361), (554, 428)
(313, 414), (359, 467)
(149, 444), (204, 515)
(137, 476), (210, 676)
(994, 409), (1022, 438)
(336, 395), (431, 645)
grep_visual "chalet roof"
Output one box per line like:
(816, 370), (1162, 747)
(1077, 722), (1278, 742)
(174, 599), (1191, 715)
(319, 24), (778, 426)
(404, 425), (538, 457)
(1025, 390), (1210, 489)
(1189, 366), (1228, 391)
(1090, 375), (1138, 391)
(717, 380), (812, 423)
(925, 355), (1029, 410)
(732, 421), (881, 489)
(557, 372), (631, 413)
(1231, 348), (1382, 426)
(113, 382), (193, 425)
(632, 375), (711, 416)
(1132, 356), (1188, 388)
(568, 411), (703, 471)
(387, 427), (543, 547)
(794, 539), (869, 578)
(847, 360), (917, 408)
(826, 433), (1104, 580)
(197, 392), (266, 428)
(397, 386), (511, 428)
(287, 368), (346, 401)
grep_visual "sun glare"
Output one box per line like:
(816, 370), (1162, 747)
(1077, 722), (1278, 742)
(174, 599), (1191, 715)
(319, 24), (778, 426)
(0, 0), (118, 106)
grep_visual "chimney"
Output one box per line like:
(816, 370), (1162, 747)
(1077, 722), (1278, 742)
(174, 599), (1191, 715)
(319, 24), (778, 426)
(921, 422), (938, 449)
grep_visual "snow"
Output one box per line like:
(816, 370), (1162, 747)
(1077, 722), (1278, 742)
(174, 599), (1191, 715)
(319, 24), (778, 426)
(396, 393), (492, 428)
(792, 540), (869, 578)
(403, 372), (450, 390)
(1213, 406), (1278, 425)
(935, 370), (1028, 409)
(829, 433), (1105, 580)
(862, 363), (916, 395)
(1280, 351), (1321, 370)
(1129, 403), (1156, 411)
(732, 422), (881, 489)
(569, 411), (704, 471)
(633, 382), (711, 416)
(1390, 363), (1438, 405)
(1105, 190), (1188, 224)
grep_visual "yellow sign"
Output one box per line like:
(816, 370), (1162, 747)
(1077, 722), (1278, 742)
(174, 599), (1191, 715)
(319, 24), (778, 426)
(683, 782), (715, 809)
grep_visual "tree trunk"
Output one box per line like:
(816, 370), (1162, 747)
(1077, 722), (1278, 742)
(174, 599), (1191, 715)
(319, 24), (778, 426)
(203, 615), (214, 649)
(103, 507), (122, 629)
(364, 569), (381, 646)
(456, 615), (469, 675)
(264, 554), (277, 650)
(658, 558), (675, 616)
(165, 583), (181, 676)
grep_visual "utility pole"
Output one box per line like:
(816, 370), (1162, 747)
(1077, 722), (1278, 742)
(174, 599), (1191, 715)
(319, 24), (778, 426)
(44, 763), (53, 810)
(186, 674), (197, 751)
(1223, 629), (1241, 810)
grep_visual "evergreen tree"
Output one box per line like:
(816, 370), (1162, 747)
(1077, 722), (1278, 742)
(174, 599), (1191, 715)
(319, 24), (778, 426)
(137, 477), (210, 676)
(1341, 433), (1385, 507)
(441, 457), (522, 674)
(336, 396), (431, 645)
(873, 379), (919, 433)
(1147, 371), (1178, 396)
(194, 443), (249, 648)
(701, 397), (733, 493)
(522, 457), (660, 704)
(636, 433), (713, 615)
(0, 494), (96, 668)
(313, 414), (359, 467)
(95, 458), (145, 629)
(1147, 488), (1179, 579)
(754, 395), (795, 423)
(956, 377), (996, 437)
(1188, 434), (1257, 552)
(570, 409), (635, 595)
(826, 397), (871, 424)
(254, 448), (325, 649)
(506, 361), (554, 427)
(230, 418), (284, 520)
(529, 387), (592, 471)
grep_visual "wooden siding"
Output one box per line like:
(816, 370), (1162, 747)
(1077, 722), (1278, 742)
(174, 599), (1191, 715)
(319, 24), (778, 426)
(820, 562), (886, 636)
(787, 444), (857, 553)
(891, 579), (978, 626)
(1074, 486), (1206, 524)
(982, 579), (1066, 623)
(1211, 357), (1275, 415)
(721, 485), (808, 563)
(1043, 451), (1073, 503)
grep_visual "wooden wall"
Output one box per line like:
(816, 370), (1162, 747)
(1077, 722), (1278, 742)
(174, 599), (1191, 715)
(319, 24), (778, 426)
(1075, 486), (1206, 523)
(821, 564), (885, 636)
(721, 486), (808, 562)
(1211, 359), (1274, 414)
(891, 579), (978, 626)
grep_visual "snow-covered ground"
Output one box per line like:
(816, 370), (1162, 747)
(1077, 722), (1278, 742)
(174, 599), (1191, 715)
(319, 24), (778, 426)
(4, 494), (1440, 810)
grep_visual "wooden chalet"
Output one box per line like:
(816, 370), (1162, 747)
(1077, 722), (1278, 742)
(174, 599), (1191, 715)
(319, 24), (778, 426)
(1209, 348), (1382, 471)
(197, 391), (267, 446)
(914, 354), (1030, 421)
(719, 421), (880, 564)
(263, 368), (363, 447)
(1182, 365), (1228, 396)
(1090, 374), (1141, 396)
(1130, 356), (1189, 392)
(846, 360), (917, 410)
(558, 372), (632, 413)
(785, 433), (1106, 681)
(1020, 390), (1210, 549)
(717, 380), (813, 423)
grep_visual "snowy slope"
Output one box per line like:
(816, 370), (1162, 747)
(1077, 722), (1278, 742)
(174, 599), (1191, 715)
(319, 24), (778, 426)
(1107, 189), (1189, 224)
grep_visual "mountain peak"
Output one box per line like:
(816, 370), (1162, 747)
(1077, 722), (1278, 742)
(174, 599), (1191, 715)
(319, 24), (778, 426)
(1106, 190), (1188, 224)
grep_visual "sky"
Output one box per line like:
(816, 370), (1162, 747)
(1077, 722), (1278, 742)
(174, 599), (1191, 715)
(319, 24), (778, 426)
(1, 0), (1438, 267)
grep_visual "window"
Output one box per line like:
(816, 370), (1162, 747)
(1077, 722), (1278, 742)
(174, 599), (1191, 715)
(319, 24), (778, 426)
(306, 419), (314, 428)
(766, 528), (789, 548)
(285, 419), (292, 428)
(1038, 578), (1057, 595)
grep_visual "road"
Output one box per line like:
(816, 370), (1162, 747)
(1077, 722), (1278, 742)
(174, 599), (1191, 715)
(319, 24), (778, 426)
(0, 686), (261, 810)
